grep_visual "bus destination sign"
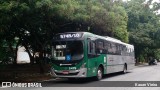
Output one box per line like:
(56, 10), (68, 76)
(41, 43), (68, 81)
(59, 33), (83, 39)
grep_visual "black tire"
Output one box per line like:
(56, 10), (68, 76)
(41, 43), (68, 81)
(96, 67), (103, 80)
(122, 64), (127, 74)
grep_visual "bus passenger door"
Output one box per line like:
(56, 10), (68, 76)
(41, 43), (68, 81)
(87, 38), (97, 77)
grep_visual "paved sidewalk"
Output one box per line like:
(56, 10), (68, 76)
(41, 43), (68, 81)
(135, 62), (159, 67)
(135, 63), (149, 67)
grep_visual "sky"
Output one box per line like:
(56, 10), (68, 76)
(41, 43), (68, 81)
(147, 0), (160, 14)
(152, 0), (160, 3)
(122, 0), (160, 14)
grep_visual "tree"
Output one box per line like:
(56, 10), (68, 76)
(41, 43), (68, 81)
(0, 0), (129, 71)
(125, 0), (160, 62)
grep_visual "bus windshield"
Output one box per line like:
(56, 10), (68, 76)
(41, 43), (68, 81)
(52, 41), (84, 61)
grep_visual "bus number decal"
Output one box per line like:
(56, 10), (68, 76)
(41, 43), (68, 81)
(60, 33), (80, 39)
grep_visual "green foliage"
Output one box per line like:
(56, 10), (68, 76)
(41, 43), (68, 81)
(153, 49), (160, 60)
(3, 0), (157, 65)
(139, 55), (145, 63)
(3, 0), (154, 66)
(125, 0), (160, 61)
(112, 5), (128, 42)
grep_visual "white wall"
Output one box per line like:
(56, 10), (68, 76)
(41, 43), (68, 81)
(17, 46), (30, 64)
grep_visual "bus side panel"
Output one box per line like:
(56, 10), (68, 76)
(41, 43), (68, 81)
(124, 56), (135, 70)
(106, 54), (135, 74)
(106, 55), (115, 74)
(113, 55), (125, 72)
(96, 54), (107, 74)
(87, 56), (97, 77)
(106, 54), (126, 74)
(87, 54), (107, 77)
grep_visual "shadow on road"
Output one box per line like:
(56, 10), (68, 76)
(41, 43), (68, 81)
(41, 72), (131, 87)
(103, 72), (131, 79)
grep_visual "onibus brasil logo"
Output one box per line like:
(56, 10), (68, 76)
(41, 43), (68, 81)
(1, 82), (42, 88)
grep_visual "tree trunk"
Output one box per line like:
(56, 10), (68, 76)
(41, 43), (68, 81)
(23, 42), (34, 64)
(14, 43), (18, 65)
(39, 51), (45, 73)
(13, 40), (21, 65)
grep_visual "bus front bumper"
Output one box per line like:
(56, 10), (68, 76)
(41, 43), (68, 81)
(50, 68), (87, 78)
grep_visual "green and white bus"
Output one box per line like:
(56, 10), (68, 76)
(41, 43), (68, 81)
(50, 32), (135, 80)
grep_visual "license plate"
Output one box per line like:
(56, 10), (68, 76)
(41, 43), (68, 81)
(62, 71), (69, 74)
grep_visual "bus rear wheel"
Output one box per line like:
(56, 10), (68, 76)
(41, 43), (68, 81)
(96, 67), (103, 80)
(122, 64), (127, 74)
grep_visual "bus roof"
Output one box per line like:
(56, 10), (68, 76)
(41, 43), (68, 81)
(55, 32), (134, 49)
(85, 32), (133, 45)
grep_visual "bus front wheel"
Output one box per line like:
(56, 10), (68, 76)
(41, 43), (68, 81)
(96, 67), (103, 80)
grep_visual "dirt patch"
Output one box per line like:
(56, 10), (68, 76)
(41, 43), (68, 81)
(0, 64), (54, 82)
(0, 73), (54, 82)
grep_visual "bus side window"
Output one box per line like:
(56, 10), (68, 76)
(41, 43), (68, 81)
(107, 42), (117, 54)
(88, 39), (95, 55)
(121, 46), (126, 55)
(108, 43), (112, 54)
(124, 47), (127, 55)
(104, 41), (108, 54)
(116, 44), (121, 55)
(96, 41), (104, 54)
(119, 45), (123, 55)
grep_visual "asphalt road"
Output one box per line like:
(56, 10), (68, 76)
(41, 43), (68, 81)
(1, 63), (160, 90)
